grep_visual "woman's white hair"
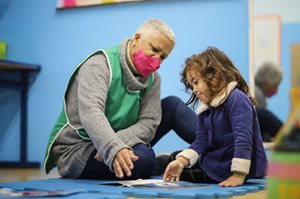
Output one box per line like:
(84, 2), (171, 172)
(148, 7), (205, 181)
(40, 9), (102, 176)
(134, 18), (176, 43)
(255, 62), (283, 87)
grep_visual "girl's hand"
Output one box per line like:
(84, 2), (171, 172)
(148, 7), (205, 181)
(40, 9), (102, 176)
(219, 172), (246, 187)
(163, 157), (189, 182)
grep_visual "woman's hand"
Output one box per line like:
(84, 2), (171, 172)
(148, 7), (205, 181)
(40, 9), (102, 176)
(94, 152), (102, 161)
(163, 156), (189, 182)
(219, 172), (246, 187)
(113, 148), (139, 179)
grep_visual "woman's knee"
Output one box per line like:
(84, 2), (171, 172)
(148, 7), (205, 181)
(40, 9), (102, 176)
(161, 96), (186, 116)
(133, 144), (155, 166)
(162, 96), (182, 107)
(132, 144), (155, 178)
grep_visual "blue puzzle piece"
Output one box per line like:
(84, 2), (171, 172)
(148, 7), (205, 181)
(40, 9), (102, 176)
(0, 178), (266, 199)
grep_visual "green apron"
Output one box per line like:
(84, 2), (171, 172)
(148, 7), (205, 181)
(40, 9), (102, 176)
(44, 45), (153, 174)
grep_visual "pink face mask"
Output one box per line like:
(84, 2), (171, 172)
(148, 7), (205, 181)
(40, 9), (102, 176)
(132, 39), (161, 78)
(266, 87), (278, 97)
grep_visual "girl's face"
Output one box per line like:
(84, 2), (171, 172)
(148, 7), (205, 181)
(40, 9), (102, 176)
(186, 69), (209, 104)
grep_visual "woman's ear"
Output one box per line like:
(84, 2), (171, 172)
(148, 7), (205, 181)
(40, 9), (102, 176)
(132, 33), (141, 48)
(134, 33), (141, 40)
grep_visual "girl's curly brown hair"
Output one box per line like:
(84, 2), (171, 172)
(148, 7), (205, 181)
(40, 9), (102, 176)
(181, 47), (255, 110)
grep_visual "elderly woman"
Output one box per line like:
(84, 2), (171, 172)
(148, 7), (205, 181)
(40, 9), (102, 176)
(44, 18), (177, 180)
(255, 62), (283, 142)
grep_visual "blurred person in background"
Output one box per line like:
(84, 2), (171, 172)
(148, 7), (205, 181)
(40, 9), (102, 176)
(255, 62), (283, 142)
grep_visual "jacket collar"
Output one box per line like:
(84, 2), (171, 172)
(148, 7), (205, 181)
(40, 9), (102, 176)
(196, 81), (238, 114)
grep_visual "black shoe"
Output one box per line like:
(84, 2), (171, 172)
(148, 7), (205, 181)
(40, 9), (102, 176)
(152, 153), (170, 176)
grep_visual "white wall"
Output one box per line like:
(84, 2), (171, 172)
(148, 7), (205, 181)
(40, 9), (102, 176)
(254, 0), (300, 23)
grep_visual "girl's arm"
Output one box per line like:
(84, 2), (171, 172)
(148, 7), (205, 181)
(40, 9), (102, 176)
(220, 90), (255, 186)
(163, 156), (189, 182)
(189, 115), (208, 155)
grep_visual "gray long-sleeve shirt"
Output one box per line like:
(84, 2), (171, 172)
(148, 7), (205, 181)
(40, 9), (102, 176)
(254, 85), (267, 108)
(52, 39), (162, 178)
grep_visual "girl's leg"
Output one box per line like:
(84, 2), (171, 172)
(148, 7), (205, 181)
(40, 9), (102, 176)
(78, 144), (155, 180)
(150, 96), (198, 146)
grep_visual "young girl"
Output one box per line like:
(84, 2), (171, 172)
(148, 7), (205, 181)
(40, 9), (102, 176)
(163, 47), (267, 187)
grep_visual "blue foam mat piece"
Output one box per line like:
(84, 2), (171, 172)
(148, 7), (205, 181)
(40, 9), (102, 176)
(0, 177), (266, 199)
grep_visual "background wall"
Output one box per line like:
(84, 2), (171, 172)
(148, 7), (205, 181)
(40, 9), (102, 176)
(0, 0), (249, 165)
(254, 0), (300, 122)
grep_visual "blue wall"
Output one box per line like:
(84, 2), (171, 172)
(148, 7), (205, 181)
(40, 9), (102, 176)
(0, 0), (249, 165)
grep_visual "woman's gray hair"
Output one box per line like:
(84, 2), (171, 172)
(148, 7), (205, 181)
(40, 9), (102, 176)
(135, 18), (176, 43)
(255, 62), (283, 87)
